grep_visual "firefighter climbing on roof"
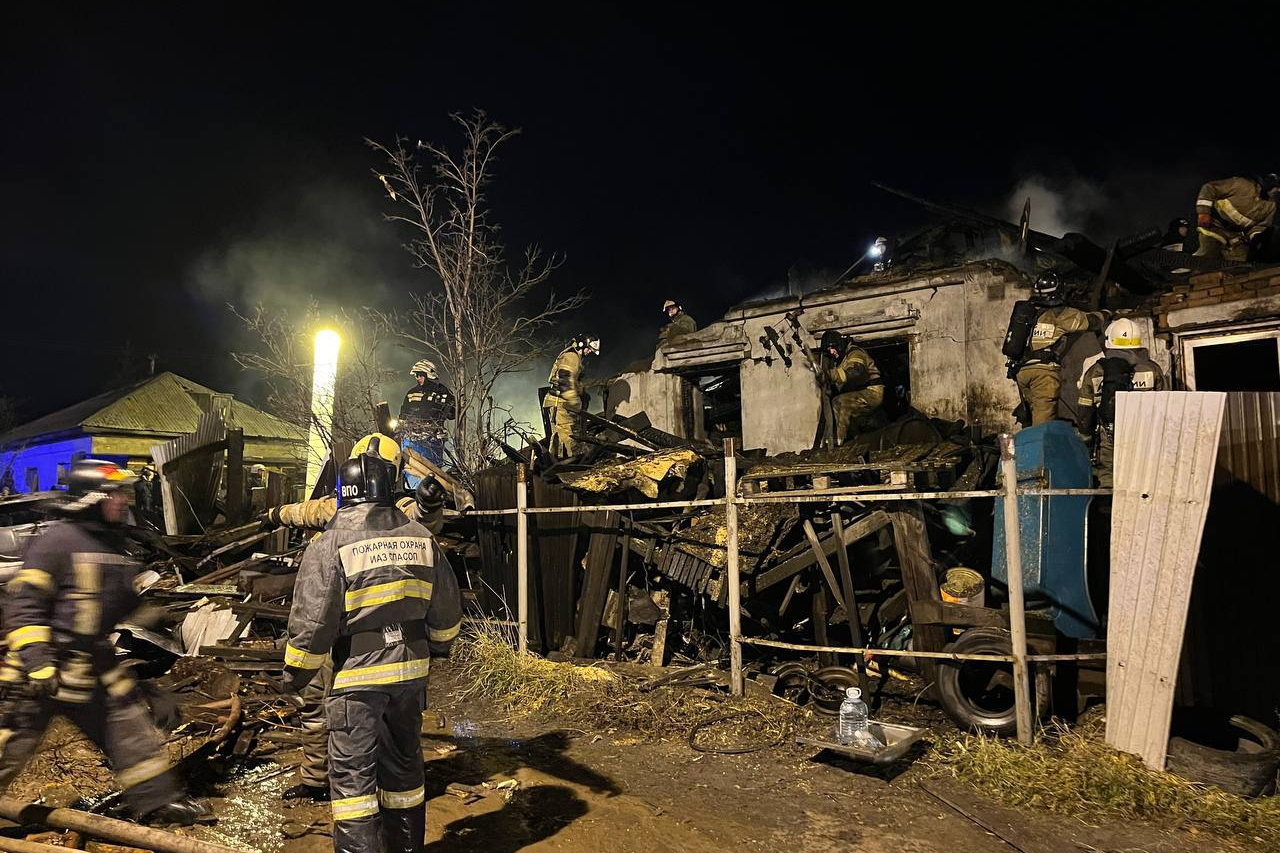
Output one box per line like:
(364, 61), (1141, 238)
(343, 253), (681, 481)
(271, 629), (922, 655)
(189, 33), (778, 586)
(542, 335), (600, 459)
(658, 299), (697, 347)
(1076, 318), (1165, 488)
(268, 435), (448, 804)
(820, 330), (884, 444)
(1193, 173), (1278, 262)
(399, 359), (456, 476)
(1004, 271), (1108, 426)
(283, 438), (461, 853)
(0, 460), (208, 825)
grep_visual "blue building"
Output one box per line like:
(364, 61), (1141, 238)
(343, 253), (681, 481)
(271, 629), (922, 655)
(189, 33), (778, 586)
(0, 372), (306, 493)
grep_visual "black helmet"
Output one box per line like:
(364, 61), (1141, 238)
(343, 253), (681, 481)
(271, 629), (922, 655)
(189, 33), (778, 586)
(58, 459), (137, 515)
(1032, 271), (1063, 299)
(819, 329), (845, 354)
(65, 459), (137, 496)
(337, 437), (397, 508)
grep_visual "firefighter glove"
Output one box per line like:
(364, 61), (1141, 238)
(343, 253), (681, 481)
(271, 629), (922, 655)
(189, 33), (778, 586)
(1197, 211), (1212, 229)
(28, 666), (58, 698)
(416, 475), (447, 513)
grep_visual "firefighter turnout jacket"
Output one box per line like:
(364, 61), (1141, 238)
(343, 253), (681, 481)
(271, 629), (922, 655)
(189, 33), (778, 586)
(268, 495), (443, 535)
(399, 379), (457, 429)
(545, 348), (583, 407)
(658, 312), (697, 346)
(1021, 306), (1105, 365)
(1076, 350), (1166, 428)
(1197, 177), (1277, 246)
(284, 503), (461, 694)
(827, 344), (882, 394)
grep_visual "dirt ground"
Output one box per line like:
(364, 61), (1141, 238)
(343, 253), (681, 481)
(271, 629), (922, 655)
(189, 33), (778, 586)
(4, 661), (1263, 853)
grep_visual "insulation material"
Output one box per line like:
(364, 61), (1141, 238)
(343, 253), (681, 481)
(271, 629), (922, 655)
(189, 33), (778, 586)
(1106, 391), (1225, 770)
(557, 448), (700, 498)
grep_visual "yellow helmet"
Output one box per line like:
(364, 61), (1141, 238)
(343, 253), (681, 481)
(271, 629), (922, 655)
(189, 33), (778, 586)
(350, 433), (401, 468)
(662, 299), (679, 313)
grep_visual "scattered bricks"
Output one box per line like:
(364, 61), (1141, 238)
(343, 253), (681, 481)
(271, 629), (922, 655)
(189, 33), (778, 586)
(1173, 284), (1193, 294)
(1204, 286), (1226, 297)
(1189, 271), (1224, 288)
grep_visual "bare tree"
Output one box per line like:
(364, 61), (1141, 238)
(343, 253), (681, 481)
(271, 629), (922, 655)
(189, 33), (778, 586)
(367, 111), (585, 482)
(230, 303), (397, 467)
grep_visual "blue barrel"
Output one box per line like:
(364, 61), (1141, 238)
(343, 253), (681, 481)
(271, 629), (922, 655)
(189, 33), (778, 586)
(991, 421), (1099, 639)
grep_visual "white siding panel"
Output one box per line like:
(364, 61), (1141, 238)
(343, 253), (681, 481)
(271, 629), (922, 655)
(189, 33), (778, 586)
(1106, 391), (1225, 770)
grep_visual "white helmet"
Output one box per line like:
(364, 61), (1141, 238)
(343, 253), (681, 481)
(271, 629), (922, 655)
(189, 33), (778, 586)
(1105, 318), (1143, 350)
(410, 359), (438, 379)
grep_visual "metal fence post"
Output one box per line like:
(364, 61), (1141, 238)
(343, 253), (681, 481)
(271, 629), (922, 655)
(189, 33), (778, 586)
(516, 464), (529, 655)
(998, 433), (1033, 745)
(724, 438), (744, 696)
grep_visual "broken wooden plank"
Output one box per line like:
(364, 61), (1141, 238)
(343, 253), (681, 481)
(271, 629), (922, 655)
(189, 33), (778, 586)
(802, 519), (847, 613)
(889, 504), (945, 690)
(831, 511), (867, 686)
(225, 428), (246, 526)
(573, 510), (621, 657)
(753, 511), (890, 594)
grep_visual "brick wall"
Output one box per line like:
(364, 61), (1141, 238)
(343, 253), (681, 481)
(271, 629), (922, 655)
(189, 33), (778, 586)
(1154, 265), (1280, 329)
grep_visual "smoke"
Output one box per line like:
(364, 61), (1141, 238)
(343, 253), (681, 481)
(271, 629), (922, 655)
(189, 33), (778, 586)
(186, 180), (408, 315)
(1004, 175), (1106, 238)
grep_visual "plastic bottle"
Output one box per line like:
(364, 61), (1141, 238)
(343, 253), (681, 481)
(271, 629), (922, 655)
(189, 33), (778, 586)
(836, 687), (883, 748)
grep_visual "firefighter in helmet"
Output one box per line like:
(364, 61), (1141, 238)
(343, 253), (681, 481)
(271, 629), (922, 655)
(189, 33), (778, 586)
(821, 330), (884, 444)
(399, 359), (457, 475)
(1076, 318), (1165, 487)
(283, 438), (462, 853)
(272, 435), (448, 803)
(1007, 272), (1107, 426)
(1193, 173), (1279, 262)
(0, 460), (207, 824)
(542, 335), (600, 459)
(658, 299), (697, 346)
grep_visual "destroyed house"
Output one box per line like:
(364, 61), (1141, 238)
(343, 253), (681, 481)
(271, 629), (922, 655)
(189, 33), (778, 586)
(0, 372), (306, 492)
(610, 259), (1035, 453)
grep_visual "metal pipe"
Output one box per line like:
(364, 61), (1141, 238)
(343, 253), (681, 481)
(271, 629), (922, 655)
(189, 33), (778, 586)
(0, 798), (241, 853)
(516, 464), (529, 655)
(739, 636), (1106, 663)
(724, 438), (744, 697)
(999, 433), (1034, 746)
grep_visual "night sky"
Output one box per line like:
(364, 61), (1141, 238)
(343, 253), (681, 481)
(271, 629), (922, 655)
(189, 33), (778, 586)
(3, 5), (1275, 424)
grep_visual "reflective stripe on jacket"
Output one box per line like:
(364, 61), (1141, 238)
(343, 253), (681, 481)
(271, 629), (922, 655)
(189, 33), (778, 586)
(1197, 177), (1277, 237)
(284, 504), (462, 693)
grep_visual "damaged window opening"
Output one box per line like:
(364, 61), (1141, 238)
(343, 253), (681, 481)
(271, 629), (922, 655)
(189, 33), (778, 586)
(860, 338), (912, 421)
(1181, 326), (1280, 391)
(678, 367), (741, 443)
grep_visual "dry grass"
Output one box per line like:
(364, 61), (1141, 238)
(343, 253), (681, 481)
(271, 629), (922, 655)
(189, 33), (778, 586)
(930, 718), (1280, 848)
(452, 623), (803, 750)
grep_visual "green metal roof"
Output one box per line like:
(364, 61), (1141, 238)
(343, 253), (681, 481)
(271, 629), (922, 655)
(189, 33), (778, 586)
(0, 373), (305, 447)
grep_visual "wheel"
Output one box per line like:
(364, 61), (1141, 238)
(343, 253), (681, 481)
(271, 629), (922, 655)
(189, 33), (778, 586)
(769, 662), (811, 706)
(936, 627), (1047, 735)
(1166, 712), (1280, 797)
(810, 666), (861, 716)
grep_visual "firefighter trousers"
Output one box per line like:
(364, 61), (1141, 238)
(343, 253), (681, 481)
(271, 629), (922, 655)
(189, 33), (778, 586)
(327, 686), (427, 853)
(1015, 363), (1062, 426)
(0, 690), (180, 816)
(832, 387), (884, 444)
(298, 657), (334, 788)
(1095, 426), (1116, 489)
(544, 400), (580, 459)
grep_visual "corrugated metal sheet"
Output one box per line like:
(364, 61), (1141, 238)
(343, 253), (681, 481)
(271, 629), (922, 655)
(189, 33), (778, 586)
(152, 410), (227, 536)
(87, 373), (304, 440)
(1175, 392), (1280, 721)
(1106, 391), (1225, 770)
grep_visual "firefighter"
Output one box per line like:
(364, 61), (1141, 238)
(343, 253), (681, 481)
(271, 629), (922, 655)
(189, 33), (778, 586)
(658, 300), (697, 346)
(1007, 272), (1107, 426)
(133, 467), (156, 528)
(283, 439), (461, 853)
(398, 359), (457, 474)
(1160, 217), (1191, 252)
(542, 335), (600, 459)
(821, 330), (884, 444)
(0, 460), (207, 824)
(1193, 174), (1278, 261)
(1076, 319), (1166, 488)
(271, 436), (447, 803)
